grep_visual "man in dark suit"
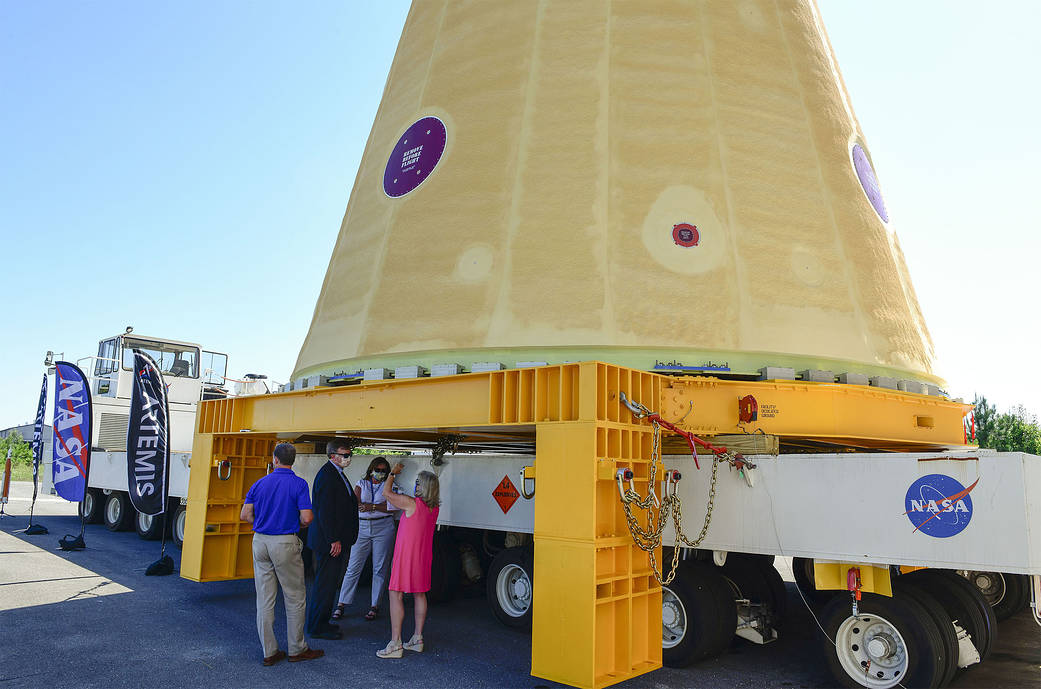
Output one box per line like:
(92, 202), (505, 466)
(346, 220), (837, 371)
(305, 438), (359, 639)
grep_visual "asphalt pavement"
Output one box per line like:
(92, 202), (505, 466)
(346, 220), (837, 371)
(1, 481), (1037, 688)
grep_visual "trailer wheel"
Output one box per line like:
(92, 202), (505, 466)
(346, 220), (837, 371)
(135, 511), (164, 540)
(792, 557), (835, 605)
(960, 570), (1029, 621)
(104, 492), (134, 532)
(80, 488), (104, 524)
(822, 591), (947, 689)
(661, 563), (736, 667)
(487, 546), (533, 628)
(722, 555), (788, 628)
(907, 569), (994, 664)
(892, 579), (959, 687)
(172, 505), (187, 548)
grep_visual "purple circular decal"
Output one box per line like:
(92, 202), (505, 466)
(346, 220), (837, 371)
(852, 144), (888, 223)
(383, 116), (447, 198)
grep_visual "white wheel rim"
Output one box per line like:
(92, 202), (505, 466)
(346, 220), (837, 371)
(106, 497), (121, 524)
(496, 563), (531, 617)
(661, 585), (686, 649)
(175, 511), (186, 542)
(834, 614), (909, 688)
(84, 493), (94, 516)
(138, 512), (153, 532)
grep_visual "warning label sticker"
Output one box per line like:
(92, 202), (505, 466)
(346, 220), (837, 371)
(493, 475), (520, 514)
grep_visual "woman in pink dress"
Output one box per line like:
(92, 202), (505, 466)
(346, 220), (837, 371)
(376, 464), (441, 659)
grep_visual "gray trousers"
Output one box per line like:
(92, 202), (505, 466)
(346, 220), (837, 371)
(252, 533), (308, 657)
(338, 517), (396, 608)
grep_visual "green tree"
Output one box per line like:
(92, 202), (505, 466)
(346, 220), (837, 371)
(972, 395), (997, 448)
(0, 432), (33, 467)
(972, 396), (1041, 454)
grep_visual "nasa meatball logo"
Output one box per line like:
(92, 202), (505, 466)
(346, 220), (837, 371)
(903, 473), (978, 538)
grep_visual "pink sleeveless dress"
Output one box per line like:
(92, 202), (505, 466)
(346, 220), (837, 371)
(388, 498), (440, 593)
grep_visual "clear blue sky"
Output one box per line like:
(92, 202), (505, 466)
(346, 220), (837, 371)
(2, 2), (1037, 429)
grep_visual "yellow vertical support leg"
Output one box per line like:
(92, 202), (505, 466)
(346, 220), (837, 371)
(180, 433), (275, 582)
(531, 420), (661, 688)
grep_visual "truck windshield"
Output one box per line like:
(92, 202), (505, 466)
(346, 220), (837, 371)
(201, 351), (228, 385)
(122, 338), (200, 378)
(95, 337), (120, 376)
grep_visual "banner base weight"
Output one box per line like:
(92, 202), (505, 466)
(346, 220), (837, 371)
(58, 534), (86, 551)
(146, 555), (175, 576)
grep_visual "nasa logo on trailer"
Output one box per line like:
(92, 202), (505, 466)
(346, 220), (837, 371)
(903, 473), (978, 538)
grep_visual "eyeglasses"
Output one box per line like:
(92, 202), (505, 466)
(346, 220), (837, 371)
(334, 452), (352, 458)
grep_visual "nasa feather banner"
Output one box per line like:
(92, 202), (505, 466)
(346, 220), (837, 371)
(126, 350), (170, 516)
(52, 362), (93, 503)
(31, 374), (47, 502)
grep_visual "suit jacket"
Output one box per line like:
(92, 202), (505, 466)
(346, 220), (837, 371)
(306, 461), (359, 552)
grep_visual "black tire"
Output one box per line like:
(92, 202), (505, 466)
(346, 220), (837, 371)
(428, 529), (461, 604)
(661, 562), (736, 667)
(792, 556), (836, 605)
(171, 504), (187, 548)
(103, 492), (134, 532)
(486, 546), (533, 628)
(893, 579), (959, 687)
(821, 591), (947, 689)
(134, 510), (165, 540)
(721, 555), (788, 630)
(907, 569), (994, 663)
(962, 571), (1030, 622)
(80, 488), (104, 524)
(993, 574), (1031, 621)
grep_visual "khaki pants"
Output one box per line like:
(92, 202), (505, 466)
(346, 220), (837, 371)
(252, 533), (307, 657)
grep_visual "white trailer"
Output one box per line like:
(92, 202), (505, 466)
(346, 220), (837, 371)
(179, 363), (1041, 689)
(275, 445), (1041, 687)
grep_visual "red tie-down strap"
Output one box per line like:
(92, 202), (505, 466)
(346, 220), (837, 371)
(619, 391), (755, 473)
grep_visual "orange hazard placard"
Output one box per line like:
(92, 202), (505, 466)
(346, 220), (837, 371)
(493, 475), (520, 514)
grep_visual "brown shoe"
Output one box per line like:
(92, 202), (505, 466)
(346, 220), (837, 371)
(288, 648), (324, 663)
(262, 650), (286, 666)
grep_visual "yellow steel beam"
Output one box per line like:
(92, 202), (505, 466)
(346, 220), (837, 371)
(657, 377), (970, 451)
(196, 362), (970, 451)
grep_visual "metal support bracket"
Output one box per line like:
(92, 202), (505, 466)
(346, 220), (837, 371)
(520, 465), (536, 499)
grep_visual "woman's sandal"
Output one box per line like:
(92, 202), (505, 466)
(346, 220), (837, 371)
(330, 604), (345, 621)
(403, 634), (424, 653)
(376, 640), (403, 659)
(364, 606), (378, 621)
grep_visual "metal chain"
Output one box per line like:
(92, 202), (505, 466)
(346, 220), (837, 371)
(431, 434), (464, 466)
(616, 419), (723, 585)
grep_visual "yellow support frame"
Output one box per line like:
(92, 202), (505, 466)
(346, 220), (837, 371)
(181, 362), (970, 689)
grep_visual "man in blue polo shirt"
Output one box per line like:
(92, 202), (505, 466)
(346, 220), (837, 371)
(241, 443), (323, 666)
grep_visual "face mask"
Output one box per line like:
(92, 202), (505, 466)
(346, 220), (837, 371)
(372, 471), (388, 481)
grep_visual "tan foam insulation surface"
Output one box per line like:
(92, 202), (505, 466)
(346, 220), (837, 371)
(293, 0), (937, 383)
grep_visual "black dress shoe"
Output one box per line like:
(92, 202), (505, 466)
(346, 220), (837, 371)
(311, 630), (343, 640)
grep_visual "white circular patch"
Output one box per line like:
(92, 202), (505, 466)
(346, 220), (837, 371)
(790, 246), (824, 286)
(641, 186), (728, 276)
(455, 244), (494, 282)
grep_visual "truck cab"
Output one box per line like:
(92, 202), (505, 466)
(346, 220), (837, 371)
(87, 333), (229, 454)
